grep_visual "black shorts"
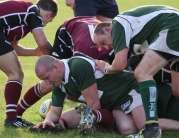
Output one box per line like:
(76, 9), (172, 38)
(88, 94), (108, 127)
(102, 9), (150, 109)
(129, 54), (171, 83)
(74, 0), (119, 19)
(154, 50), (177, 63)
(0, 24), (14, 56)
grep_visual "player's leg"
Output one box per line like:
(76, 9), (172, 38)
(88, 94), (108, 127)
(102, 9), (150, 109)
(60, 108), (80, 129)
(128, 90), (146, 131)
(0, 50), (25, 127)
(0, 29), (26, 127)
(159, 118), (179, 133)
(75, 103), (114, 135)
(159, 90), (179, 132)
(17, 81), (52, 118)
(113, 110), (138, 135)
(171, 58), (179, 97)
(166, 24), (179, 97)
(158, 94), (179, 133)
(134, 49), (166, 137)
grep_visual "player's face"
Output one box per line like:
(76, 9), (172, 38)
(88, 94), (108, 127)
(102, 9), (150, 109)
(38, 67), (62, 87)
(41, 12), (54, 27)
(93, 33), (113, 50)
(43, 16), (54, 27)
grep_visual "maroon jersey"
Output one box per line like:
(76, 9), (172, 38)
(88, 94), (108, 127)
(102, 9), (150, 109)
(0, 0), (43, 41)
(51, 16), (113, 60)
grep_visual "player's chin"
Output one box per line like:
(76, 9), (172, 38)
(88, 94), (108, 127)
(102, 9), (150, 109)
(53, 82), (60, 87)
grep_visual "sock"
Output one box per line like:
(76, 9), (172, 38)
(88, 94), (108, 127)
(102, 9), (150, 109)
(59, 117), (68, 129)
(139, 80), (158, 122)
(16, 83), (44, 117)
(5, 80), (22, 121)
(92, 108), (114, 128)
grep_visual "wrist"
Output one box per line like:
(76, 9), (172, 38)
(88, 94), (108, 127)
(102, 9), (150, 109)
(104, 65), (110, 74)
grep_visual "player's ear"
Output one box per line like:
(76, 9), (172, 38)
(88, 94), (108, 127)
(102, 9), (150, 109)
(103, 27), (111, 34)
(53, 63), (58, 70)
(46, 11), (52, 18)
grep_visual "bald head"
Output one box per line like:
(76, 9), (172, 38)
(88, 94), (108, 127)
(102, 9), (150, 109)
(35, 55), (57, 76)
(93, 22), (111, 35)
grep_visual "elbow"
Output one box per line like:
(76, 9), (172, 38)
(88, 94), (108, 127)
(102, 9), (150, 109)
(38, 42), (52, 55)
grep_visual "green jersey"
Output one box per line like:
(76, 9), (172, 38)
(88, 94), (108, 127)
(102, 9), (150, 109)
(112, 5), (179, 56)
(51, 56), (139, 111)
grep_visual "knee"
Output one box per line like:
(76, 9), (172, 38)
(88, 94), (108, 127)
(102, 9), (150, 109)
(39, 81), (52, 94)
(117, 123), (138, 135)
(8, 69), (24, 81)
(16, 69), (24, 81)
(134, 68), (143, 81)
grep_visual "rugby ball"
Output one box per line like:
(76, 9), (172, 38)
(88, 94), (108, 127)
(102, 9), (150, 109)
(39, 99), (52, 119)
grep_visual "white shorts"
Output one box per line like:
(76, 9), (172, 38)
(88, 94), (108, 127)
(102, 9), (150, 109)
(125, 89), (142, 114)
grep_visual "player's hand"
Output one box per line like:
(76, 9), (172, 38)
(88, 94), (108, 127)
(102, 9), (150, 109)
(65, 0), (76, 9)
(35, 47), (44, 56)
(95, 60), (110, 74)
(33, 120), (56, 129)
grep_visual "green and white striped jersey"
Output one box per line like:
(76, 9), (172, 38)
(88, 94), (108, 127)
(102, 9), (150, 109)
(51, 56), (139, 111)
(112, 5), (179, 56)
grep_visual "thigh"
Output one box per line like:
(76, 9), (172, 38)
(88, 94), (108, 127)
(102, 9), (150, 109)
(60, 108), (80, 129)
(113, 109), (138, 135)
(135, 49), (167, 81)
(0, 51), (22, 79)
(74, 0), (97, 16)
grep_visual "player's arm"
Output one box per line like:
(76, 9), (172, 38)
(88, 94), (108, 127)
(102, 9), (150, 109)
(32, 28), (52, 55)
(108, 47), (129, 72)
(10, 40), (43, 56)
(72, 59), (101, 109)
(95, 47), (128, 74)
(34, 106), (63, 129)
(81, 83), (101, 110)
(96, 21), (130, 74)
(65, 0), (76, 9)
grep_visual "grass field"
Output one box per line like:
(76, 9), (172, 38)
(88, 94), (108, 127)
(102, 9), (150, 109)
(0, 0), (179, 137)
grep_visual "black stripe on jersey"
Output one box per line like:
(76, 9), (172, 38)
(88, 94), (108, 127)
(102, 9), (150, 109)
(115, 15), (133, 31)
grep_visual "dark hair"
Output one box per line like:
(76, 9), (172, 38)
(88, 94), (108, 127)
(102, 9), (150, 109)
(36, 0), (58, 17)
(94, 22), (111, 35)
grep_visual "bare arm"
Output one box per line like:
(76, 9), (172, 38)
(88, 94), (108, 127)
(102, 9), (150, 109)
(11, 41), (43, 56)
(32, 28), (52, 55)
(34, 106), (63, 129)
(96, 48), (129, 74)
(81, 83), (101, 110)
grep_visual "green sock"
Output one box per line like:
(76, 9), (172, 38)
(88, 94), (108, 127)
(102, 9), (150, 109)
(139, 80), (158, 122)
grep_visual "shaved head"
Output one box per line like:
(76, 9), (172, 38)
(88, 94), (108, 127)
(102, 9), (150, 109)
(35, 55), (57, 76)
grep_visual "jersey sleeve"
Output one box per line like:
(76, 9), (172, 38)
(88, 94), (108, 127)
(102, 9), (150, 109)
(51, 85), (67, 107)
(70, 58), (96, 91)
(26, 5), (43, 31)
(112, 20), (130, 54)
